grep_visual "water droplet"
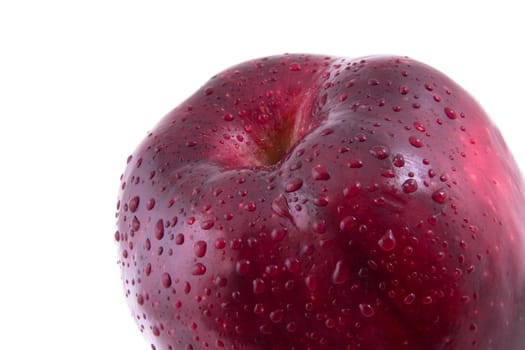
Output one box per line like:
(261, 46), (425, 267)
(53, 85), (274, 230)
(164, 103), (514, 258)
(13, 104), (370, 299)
(146, 198), (156, 210)
(399, 85), (409, 95)
(403, 293), (416, 305)
(205, 87), (214, 96)
(144, 263), (152, 276)
(432, 188), (448, 204)
(236, 259), (251, 275)
(368, 79), (379, 86)
(402, 179), (418, 193)
(200, 219), (214, 230)
(271, 194), (292, 220)
(313, 195), (328, 206)
(312, 164), (330, 180)
(289, 63), (302, 71)
(444, 107), (457, 119)
(252, 278), (266, 294)
(305, 275), (318, 291)
(194, 241), (207, 258)
(359, 304), (375, 318)
(424, 83), (433, 91)
(349, 159), (363, 168)
(332, 260), (349, 284)
(270, 309), (284, 323)
(321, 128), (334, 136)
(343, 182), (361, 197)
(392, 106), (402, 112)
(433, 95), (441, 102)
(370, 145), (390, 160)
(223, 113), (234, 121)
(409, 136), (423, 148)
(192, 263), (206, 276)
(183, 281), (191, 294)
(245, 201), (257, 212)
(175, 233), (184, 245)
(339, 93), (348, 102)
(271, 228), (287, 242)
(414, 122), (426, 132)
(132, 216), (141, 231)
(378, 229), (396, 251)
(162, 272), (172, 288)
(339, 216), (357, 233)
(313, 219), (327, 234)
(285, 178), (303, 192)
(392, 153), (405, 167)
(155, 219), (164, 240)
(129, 196), (140, 213)
(285, 258), (300, 273)
(254, 303), (265, 315)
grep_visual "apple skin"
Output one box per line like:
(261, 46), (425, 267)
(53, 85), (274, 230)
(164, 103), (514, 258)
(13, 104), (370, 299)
(115, 54), (525, 350)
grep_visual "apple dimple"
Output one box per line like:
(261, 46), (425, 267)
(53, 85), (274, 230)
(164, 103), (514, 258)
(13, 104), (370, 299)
(116, 54), (525, 350)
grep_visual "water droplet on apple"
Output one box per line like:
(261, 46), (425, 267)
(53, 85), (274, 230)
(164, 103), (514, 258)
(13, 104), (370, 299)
(132, 216), (141, 231)
(161, 272), (172, 288)
(271, 194), (292, 219)
(253, 303), (265, 314)
(433, 95), (441, 102)
(245, 201), (257, 212)
(271, 228), (287, 242)
(312, 164), (330, 180)
(194, 241), (207, 258)
(432, 188), (448, 204)
(403, 293), (416, 305)
(129, 196), (140, 213)
(285, 258), (300, 273)
(399, 85), (409, 95)
(223, 113), (234, 121)
(332, 260), (349, 284)
(393, 153), (405, 167)
(285, 178), (303, 192)
(146, 198), (156, 210)
(370, 145), (390, 160)
(414, 122), (426, 132)
(252, 278), (266, 294)
(175, 233), (184, 245)
(192, 263), (206, 276)
(305, 275), (318, 291)
(359, 303), (375, 318)
(313, 219), (327, 234)
(340, 216), (357, 233)
(183, 281), (191, 294)
(155, 219), (164, 240)
(444, 107), (457, 119)
(270, 309), (284, 323)
(144, 263), (152, 276)
(289, 63), (302, 71)
(409, 136), (424, 148)
(402, 179), (418, 193)
(343, 182), (361, 197)
(378, 229), (396, 251)
(200, 219), (214, 230)
(236, 259), (251, 275)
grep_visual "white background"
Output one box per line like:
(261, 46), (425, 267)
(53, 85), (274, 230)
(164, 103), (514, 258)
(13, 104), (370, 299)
(1, 1), (523, 349)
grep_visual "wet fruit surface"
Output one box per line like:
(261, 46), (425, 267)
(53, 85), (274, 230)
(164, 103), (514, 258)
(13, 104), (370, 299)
(115, 54), (525, 349)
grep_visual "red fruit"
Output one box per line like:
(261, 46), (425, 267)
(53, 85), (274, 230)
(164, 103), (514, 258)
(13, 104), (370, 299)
(115, 54), (525, 349)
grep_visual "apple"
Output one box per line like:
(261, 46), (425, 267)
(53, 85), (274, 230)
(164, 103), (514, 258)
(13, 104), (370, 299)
(115, 54), (525, 349)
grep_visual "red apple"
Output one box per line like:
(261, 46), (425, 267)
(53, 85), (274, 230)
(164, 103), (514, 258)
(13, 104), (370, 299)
(115, 54), (525, 349)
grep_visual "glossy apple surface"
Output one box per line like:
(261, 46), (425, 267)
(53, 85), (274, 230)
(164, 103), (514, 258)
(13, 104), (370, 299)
(115, 54), (525, 349)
